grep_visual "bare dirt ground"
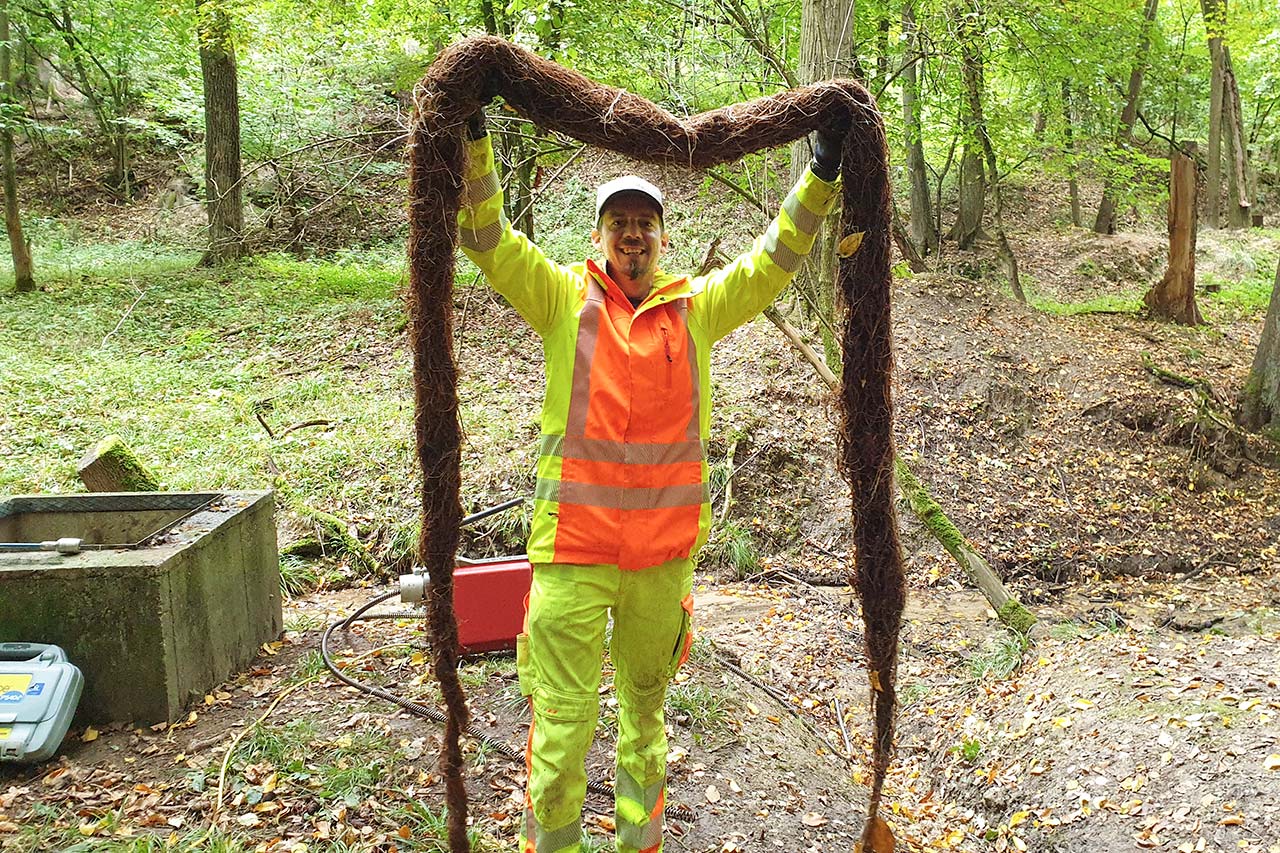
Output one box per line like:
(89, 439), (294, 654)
(3, 168), (1280, 851)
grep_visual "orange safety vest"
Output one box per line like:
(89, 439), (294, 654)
(543, 261), (706, 568)
(459, 136), (840, 569)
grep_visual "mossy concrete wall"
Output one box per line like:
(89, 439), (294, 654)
(0, 491), (281, 724)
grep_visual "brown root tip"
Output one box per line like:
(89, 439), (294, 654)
(854, 815), (896, 853)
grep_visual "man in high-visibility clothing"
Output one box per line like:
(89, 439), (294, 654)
(459, 109), (843, 852)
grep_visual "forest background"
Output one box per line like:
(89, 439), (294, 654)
(1, 0), (1280, 851)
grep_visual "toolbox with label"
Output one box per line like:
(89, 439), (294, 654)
(0, 643), (84, 763)
(452, 555), (532, 654)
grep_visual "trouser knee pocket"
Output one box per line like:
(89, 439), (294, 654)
(516, 631), (536, 698)
(666, 594), (695, 678)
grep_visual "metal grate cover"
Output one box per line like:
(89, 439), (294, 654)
(0, 492), (224, 519)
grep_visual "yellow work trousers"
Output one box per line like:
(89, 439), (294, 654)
(516, 558), (694, 853)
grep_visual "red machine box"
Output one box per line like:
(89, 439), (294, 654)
(452, 555), (532, 654)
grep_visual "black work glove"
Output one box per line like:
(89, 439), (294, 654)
(466, 108), (488, 141)
(810, 128), (843, 182)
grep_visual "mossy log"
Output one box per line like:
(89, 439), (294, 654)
(894, 462), (1036, 634)
(291, 500), (380, 578)
(762, 307), (1036, 634)
(77, 435), (161, 492)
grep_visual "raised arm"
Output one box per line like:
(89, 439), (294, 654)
(691, 132), (842, 342)
(458, 114), (578, 336)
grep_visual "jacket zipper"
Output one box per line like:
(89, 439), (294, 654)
(661, 327), (673, 387)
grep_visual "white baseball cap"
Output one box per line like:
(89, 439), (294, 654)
(595, 175), (664, 221)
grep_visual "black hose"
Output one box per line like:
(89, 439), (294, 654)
(460, 497), (525, 527)
(319, 589), (698, 822)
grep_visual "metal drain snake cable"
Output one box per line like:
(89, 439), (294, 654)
(319, 589), (698, 822)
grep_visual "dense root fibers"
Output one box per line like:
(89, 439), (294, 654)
(409, 35), (905, 852)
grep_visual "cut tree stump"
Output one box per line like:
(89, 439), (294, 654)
(760, 306), (1037, 634)
(77, 435), (161, 492)
(1144, 150), (1204, 325)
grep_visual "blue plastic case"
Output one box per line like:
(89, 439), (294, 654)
(0, 643), (84, 763)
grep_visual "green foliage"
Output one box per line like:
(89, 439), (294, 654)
(899, 681), (930, 708)
(702, 519), (759, 580)
(396, 801), (495, 852)
(951, 737), (983, 764)
(279, 554), (323, 598)
(289, 649), (328, 681)
(1029, 293), (1143, 317)
(966, 630), (1028, 682)
(1094, 148), (1170, 216)
(666, 681), (734, 736)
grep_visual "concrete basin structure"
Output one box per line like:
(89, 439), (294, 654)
(0, 491), (281, 724)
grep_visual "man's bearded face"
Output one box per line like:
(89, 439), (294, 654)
(593, 193), (667, 285)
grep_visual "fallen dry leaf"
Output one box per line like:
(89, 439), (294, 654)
(81, 727), (99, 743)
(837, 231), (865, 258)
(802, 812), (828, 827)
(1264, 754), (1280, 771)
(705, 785), (721, 803)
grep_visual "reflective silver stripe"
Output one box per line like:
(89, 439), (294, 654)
(535, 818), (583, 852)
(564, 278), (605, 439)
(617, 767), (664, 812)
(523, 808), (537, 847)
(761, 222), (802, 273)
(460, 217), (504, 253)
(539, 434), (704, 466)
(534, 478), (559, 503)
(675, 299), (701, 442)
(618, 817), (663, 852)
(463, 169), (500, 208)
(557, 481), (707, 510)
(617, 768), (664, 850)
(782, 186), (824, 235)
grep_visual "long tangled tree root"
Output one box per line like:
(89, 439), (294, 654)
(407, 35), (905, 853)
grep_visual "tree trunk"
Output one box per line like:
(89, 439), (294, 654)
(1, 0), (33, 293)
(1237, 260), (1280, 434)
(902, 0), (935, 254)
(789, 0), (852, 374)
(1221, 47), (1252, 229)
(197, 0), (244, 264)
(960, 12), (1023, 301)
(506, 129), (537, 239)
(1202, 0), (1225, 228)
(1095, 0), (1158, 234)
(949, 137), (984, 250)
(948, 8), (985, 249)
(1144, 151), (1203, 325)
(1062, 80), (1082, 227)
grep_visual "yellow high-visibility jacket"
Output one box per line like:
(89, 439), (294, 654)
(459, 136), (839, 570)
